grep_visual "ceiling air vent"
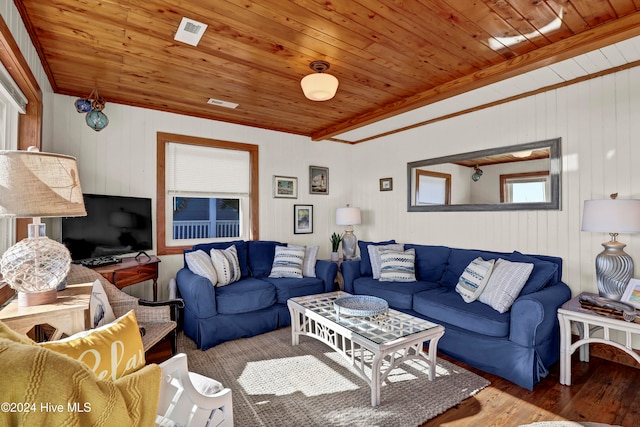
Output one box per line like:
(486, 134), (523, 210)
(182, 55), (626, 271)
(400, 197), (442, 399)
(207, 98), (239, 109)
(174, 17), (208, 46)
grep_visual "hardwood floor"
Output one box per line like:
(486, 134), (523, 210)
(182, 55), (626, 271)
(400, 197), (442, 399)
(423, 353), (640, 427)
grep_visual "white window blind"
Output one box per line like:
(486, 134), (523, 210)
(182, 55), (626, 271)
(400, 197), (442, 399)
(0, 60), (27, 113)
(166, 142), (250, 196)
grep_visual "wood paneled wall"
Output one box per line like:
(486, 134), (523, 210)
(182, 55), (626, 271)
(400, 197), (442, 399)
(351, 66), (640, 298)
(49, 93), (351, 300)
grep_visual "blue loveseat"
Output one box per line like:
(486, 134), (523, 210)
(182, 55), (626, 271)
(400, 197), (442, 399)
(177, 240), (338, 350)
(341, 241), (572, 390)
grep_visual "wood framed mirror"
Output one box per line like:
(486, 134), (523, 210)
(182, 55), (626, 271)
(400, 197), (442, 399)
(407, 138), (561, 212)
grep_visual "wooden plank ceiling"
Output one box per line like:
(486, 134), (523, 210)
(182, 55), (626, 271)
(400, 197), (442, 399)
(15, 0), (640, 142)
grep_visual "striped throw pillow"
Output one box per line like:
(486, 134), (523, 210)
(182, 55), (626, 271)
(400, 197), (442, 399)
(455, 257), (496, 303)
(478, 259), (534, 313)
(379, 248), (416, 282)
(269, 246), (305, 278)
(288, 244), (319, 277)
(185, 249), (218, 286)
(368, 243), (405, 279)
(210, 245), (241, 286)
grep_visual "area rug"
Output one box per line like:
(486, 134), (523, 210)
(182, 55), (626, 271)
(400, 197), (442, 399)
(178, 327), (490, 427)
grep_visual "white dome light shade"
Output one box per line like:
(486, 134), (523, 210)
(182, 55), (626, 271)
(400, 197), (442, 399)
(301, 73), (339, 101)
(301, 61), (339, 101)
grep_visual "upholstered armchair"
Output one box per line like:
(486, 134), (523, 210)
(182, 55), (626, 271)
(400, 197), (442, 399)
(66, 264), (183, 354)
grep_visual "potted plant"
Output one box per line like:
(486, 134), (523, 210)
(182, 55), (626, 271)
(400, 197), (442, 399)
(330, 232), (342, 261)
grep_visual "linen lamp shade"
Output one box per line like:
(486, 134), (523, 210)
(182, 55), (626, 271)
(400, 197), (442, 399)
(0, 147), (85, 306)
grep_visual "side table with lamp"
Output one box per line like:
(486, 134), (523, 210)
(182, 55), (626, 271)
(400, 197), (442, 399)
(581, 193), (640, 300)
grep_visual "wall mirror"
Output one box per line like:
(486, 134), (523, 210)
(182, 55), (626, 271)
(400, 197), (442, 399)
(407, 137), (561, 212)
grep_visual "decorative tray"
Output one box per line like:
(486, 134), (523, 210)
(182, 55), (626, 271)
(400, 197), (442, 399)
(334, 295), (389, 317)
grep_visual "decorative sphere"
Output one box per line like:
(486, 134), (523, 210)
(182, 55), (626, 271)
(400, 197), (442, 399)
(74, 98), (93, 113)
(86, 110), (109, 131)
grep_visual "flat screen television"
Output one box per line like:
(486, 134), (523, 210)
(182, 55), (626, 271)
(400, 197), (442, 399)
(62, 194), (153, 261)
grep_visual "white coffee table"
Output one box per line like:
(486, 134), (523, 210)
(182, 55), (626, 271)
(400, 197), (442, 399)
(287, 291), (445, 406)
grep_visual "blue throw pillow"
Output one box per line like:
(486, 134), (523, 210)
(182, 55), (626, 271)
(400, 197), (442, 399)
(508, 251), (558, 295)
(247, 241), (284, 278)
(358, 240), (396, 276)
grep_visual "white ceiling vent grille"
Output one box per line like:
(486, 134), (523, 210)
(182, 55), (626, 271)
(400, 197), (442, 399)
(174, 17), (208, 46)
(207, 98), (239, 109)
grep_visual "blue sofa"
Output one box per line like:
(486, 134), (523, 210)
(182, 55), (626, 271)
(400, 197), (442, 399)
(177, 240), (338, 350)
(341, 241), (572, 390)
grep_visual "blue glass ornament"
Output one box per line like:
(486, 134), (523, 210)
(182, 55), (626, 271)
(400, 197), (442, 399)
(74, 98), (92, 113)
(86, 110), (109, 131)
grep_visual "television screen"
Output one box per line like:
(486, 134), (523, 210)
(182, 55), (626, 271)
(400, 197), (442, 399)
(62, 194), (153, 261)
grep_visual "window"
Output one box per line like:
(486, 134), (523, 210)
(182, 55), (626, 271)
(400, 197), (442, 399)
(0, 53), (28, 255)
(0, 15), (44, 244)
(500, 172), (550, 203)
(415, 169), (451, 205)
(157, 133), (259, 255)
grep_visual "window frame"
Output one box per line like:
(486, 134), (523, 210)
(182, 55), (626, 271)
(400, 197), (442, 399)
(0, 16), (43, 241)
(415, 169), (451, 205)
(156, 132), (259, 255)
(500, 171), (550, 203)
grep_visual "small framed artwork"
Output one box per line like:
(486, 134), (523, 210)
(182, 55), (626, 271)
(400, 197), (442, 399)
(294, 204), (313, 234)
(273, 175), (297, 198)
(309, 166), (329, 195)
(380, 177), (393, 191)
(621, 278), (640, 309)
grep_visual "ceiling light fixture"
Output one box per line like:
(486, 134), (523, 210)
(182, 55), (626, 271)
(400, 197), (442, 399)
(512, 150), (533, 158)
(300, 61), (339, 101)
(472, 165), (483, 182)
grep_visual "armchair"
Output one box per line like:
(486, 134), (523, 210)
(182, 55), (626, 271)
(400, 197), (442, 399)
(66, 264), (184, 354)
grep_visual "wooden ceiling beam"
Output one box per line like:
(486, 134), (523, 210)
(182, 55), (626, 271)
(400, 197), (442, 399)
(311, 10), (640, 141)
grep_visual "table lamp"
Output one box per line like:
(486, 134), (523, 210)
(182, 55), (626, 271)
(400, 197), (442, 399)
(0, 147), (86, 306)
(336, 205), (361, 260)
(581, 194), (640, 300)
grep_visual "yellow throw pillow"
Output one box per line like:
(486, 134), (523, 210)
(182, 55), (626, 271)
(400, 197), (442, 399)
(40, 309), (145, 380)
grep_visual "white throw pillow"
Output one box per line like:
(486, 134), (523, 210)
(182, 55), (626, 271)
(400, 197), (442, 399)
(269, 246), (305, 278)
(455, 257), (496, 303)
(210, 245), (241, 287)
(379, 248), (416, 282)
(185, 249), (218, 285)
(289, 245), (319, 277)
(90, 279), (116, 328)
(368, 243), (405, 279)
(478, 259), (534, 313)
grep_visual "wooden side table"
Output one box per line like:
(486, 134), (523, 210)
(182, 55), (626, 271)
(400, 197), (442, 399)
(92, 255), (161, 301)
(0, 283), (92, 341)
(557, 291), (640, 386)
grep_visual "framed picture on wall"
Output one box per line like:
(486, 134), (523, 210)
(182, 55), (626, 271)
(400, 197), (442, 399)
(294, 204), (313, 234)
(309, 166), (329, 195)
(273, 175), (297, 198)
(379, 177), (393, 191)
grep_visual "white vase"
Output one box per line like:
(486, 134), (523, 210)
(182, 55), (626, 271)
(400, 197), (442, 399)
(330, 252), (339, 262)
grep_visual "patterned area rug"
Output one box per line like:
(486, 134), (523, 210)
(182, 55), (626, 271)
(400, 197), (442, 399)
(178, 327), (490, 427)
